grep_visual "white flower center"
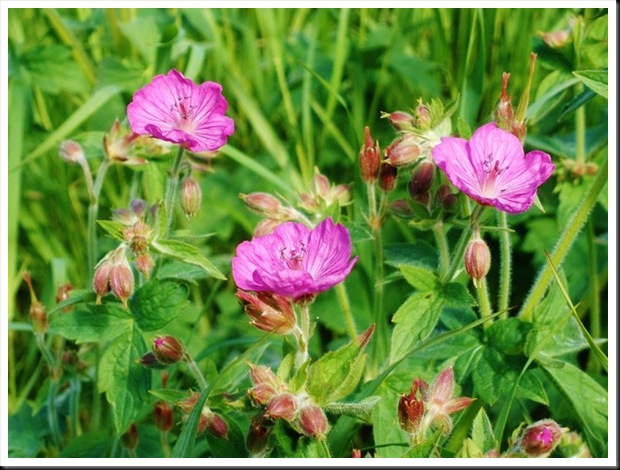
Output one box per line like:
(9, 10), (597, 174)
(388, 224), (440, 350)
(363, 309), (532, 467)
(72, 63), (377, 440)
(481, 154), (508, 197)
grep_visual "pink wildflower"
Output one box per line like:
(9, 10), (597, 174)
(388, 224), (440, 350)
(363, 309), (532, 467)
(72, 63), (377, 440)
(127, 69), (234, 153)
(231, 217), (357, 299)
(431, 123), (555, 214)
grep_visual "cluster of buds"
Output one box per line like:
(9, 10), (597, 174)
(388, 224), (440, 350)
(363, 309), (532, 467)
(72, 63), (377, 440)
(177, 391), (229, 439)
(247, 364), (329, 440)
(236, 289), (297, 335)
(93, 244), (134, 308)
(114, 199), (156, 279)
(298, 167), (350, 215)
(464, 230), (491, 289)
(139, 335), (188, 368)
(398, 367), (473, 446)
(506, 419), (566, 458)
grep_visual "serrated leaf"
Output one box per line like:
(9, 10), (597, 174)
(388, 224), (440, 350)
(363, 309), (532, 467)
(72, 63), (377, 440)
(98, 327), (150, 435)
(384, 241), (437, 270)
(151, 239), (226, 280)
(441, 282), (477, 308)
(49, 304), (132, 344)
(390, 291), (444, 364)
(573, 69), (608, 98)
(96, 220), (127, 243)
(485, 318), (533, 356)
(129, 280), (189, 332)
(470, 407), (496, 454)
(400, 265), (440, 291)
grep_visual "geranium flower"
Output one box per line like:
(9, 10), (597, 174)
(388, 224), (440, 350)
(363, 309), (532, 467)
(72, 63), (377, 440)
(431, 122), (555, 214)
(231, 217), (357, 299)
(127, 69), (234, 153)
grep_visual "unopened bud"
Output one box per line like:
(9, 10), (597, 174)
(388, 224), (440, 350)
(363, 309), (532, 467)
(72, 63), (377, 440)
(154, 401), (174, 432)
(201, 410), (228, 439)
(464, 233), (491, 288)
(352, 448), (362, 458)
(180, 176), (202, 219)
(130, 198), (148, 218)
(382, 110), (416, 131)
(55, 282), (72, 305)
(92, 258), (112, 303)
(59, 140), (86, 165)
(539, 29), (571, 48)
(408, 160), (435, 198)
(298, 404), (329, 438)
(138, 351), (166, 369)
(135, 253), (154, 279)
(398, 378), (427, 434)
(109, 255), (134, 309)
(518, 419), (563, 457)
(436, 184), (458, 211)
(246, 418), (272, 456)
(120, 423), (139, 450)
(248, 363), (286, 406)
(253, 218), (282, 237)
(23, 272), (48, 334)
(494, 72), (514, 132)
(152, 336), (186, 365)
(385, 134), (421, 167)
(265, 393), (297, 421)
(237, 289), (297, 335)
(378, 162), (398, 192)
(359, 126), (381, 183)
(414, 103), (432, 129)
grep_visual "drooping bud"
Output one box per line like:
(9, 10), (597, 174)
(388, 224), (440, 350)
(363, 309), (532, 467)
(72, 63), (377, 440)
(248, 363), (287, 406)
(381, 110), (416, 131)
(408, 160), (435, 200)
(135, 253), (154, 279)
(384, 134), (421, 167)
(241, 192), (283, 218)
(436, 184), (458, 212)
(265, 393), (297, 421)
(92, 256), (113, 304)
(517, 419), (564, 458)
(464, 232), (491, 288)
(23, 273), (48, 334)
(154, 401), (174, 432)
(246, 418), (272, 457)
(138, 352), (167, 369)
(359, 126), (381, 183)
(180, 176), (202, 219)
(152, 336), (186, 365)
(109, 253), (134, 309)
(378, 162), (398, 193)
(236, 289), (297, 335)
(398, 378), (427, 434)
(120, 423), (139, 451)
(297, 404), (329, 438)
(201, 410), (229, 439)
(59, 140), (87, 165)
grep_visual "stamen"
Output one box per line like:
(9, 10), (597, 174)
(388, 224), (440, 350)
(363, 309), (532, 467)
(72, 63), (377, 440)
(279, 243), (307, 270)
(171, 96), (196, 120)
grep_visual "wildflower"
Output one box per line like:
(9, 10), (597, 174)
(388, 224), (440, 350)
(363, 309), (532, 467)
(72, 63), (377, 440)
(93, 245), (134, 307)
(236, 289), (297, 335)
(59, 140), (86, 165)
(431, 122), (555, 214)
(127, 69), (234, 153)
(231, 217), (357, 299)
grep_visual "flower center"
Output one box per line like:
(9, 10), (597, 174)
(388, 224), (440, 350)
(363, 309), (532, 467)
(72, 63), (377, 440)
(481, 154), (508, 197)
(279, 243), (306, 270)
(171, 96), (196, 121)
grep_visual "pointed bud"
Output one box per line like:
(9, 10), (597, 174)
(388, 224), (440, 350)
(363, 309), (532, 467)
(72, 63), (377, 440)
(120, 423), (139, 450)
(152, 336), (186, 365)
(202, 410), (228, 439)
(359, 126), (381, 183)
(59, 140), (86, 165)
(241, 192), (283, 218)
(109, 254), (134, 309)
(494, 72), (515, 132)
(138, 351), (166, 369)
(398, 378), (427, 434)
(92, 257), (113, 304)
(384, 134), (421, 167)
(298, 404), (329, 438)
(436, 184), (457, 211)
(23, 272), (48, 334)
(237, 289), (297, 335)
(246, 418), (272, 456)
(414, 103), (432, 129)
(408, 161), (435, 199)
(381, 110), (416, 131)
(112, 208), (139, 226)
(265, 393), (297, 421)
(518, 419), (563, 457)
(135, 253), (154, 279)
(180, 176), (202, 219)
(154, 401), (174, 432)
(378, 162), (398, 192)
(464, 233), (491, 288)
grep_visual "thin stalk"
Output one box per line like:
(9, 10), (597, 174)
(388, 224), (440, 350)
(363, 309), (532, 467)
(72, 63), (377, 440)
(586, 220), (601, 373)
(497, 211), (512, 317)
(88, 159), (110, 281)
(36, 333), (61, 447)
(445, 225), (472, 283)
(161, 430), (171, 458)
(476, 278), (493, 328)
(163, 146), (185, 236)
(185, 356), (208, 391)
(369, 190), (388, 376)
(519, 157), (608, 321)
(294, 303), (312, 369)
(432, 221), (450, 280)
(575, 83), (586, 165)
(335, 283), (357, 340)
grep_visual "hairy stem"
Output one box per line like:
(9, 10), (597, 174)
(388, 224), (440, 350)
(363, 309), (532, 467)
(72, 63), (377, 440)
(185, 356), (208, 391)
(433, 221), (450, 281)
(476, 278), (493, 328)
(163, 146), (185, 236)
(36, 333), (62, 447)
(497, 211), (512, 317)
(335, 283), (357, 340)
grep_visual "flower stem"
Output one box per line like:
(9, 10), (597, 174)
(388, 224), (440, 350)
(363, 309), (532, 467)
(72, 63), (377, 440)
(35, 333), (62, 447)
(432, 221), (450, 280)
(445, 225), (472, 283)
(161, 430), (171, 458)
(519, 156), (607, 321)
(88, 159), (111, 282)
(163, 146), (185, 236)
(335, 283), (357, 340)
(586, 219), (601, 373)
(476, 278), (493, 328)
(497, 211), (512, 318)
(185, 356), (208, 391)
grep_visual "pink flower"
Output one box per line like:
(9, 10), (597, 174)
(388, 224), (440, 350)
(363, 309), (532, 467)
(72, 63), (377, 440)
(231, 217), (357, 299)
(127, 69), (234, 152)
(431, 123), (555, 214)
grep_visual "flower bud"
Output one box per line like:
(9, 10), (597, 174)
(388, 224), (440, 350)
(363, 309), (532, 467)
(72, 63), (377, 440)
(55, 282), (72, 305)
(138, 351), (167, 369)
(265, 393), (297, 421)
(253, 218), (282, 237)
(237, 289), (297, 335)
(436, 184), (457, 211)
(248, 363), (286, 406)
(178, 391), (200, 414)
(135, 253), (154, 279)
(201, 410), (228, 439)
(359, 126), (381, 183)
(464, 233), (491, 288)
(152, 336), (186, 365)
(384, 134), (421, 167)
(494, 72), (514, 132)
(130, 198), (148, 218)
(180, 176), (202, 219)
(382, 110), (416, 131)
(298, 404), (329, 438)
(109, 255), (134, 309)
(518, 419), (563, 457)
(246, 418), (272, 456)
(92, 257), (113, 304)
(414, 103), (432, 129)
(378, 162), (398, 193)
(23, 272), (48, 334)
(112, 208), (139, 226)
(352, 448), (362, 458)
(59, 140), (86, 165)
(398, 378), (427, 434)
(408, 161), (435, 199)
(120, 423), (139, 451)
(241, 192), (283, 218)
(154, 401), (174, 432)
(539, 29), (571, 48)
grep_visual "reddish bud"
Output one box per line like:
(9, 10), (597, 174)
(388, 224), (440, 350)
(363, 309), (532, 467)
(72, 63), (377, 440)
(180, 176), (202, 219)
(55, 282), (72, 305)
(109, 256), (134, 309)
(241, 192), (283, 218)
(436, 184), (457, 211)
(352, 448), (362, 458)
(135, 253), (154, 279)
(237, 289), (297, 335)
(378, 162), (398, 192)
(518, 419), (563, 457)
(382, 110), (416, 131)
(359, 126), (381, 183)
(494, 72), (515, 132)
(398, 378), (427, 434)
(201, 410), (228, 439)
(154, 401), (174, 432)
(385, 134), (421, 167)
(414, 103), (432, 129)
(92, 258), (113, 304)
(120, 423), (139, 450)
(246, 418), (272, 456)
(408, 161), (435, 198)
(138, 351), (166, 369)
(464, 233), (491, 288)
(265, 393), (297, 421)
(298, 404), (329, 438)
(23, 272), (48, 334)
(248, 363), (286, 406)
(152, 336), (186, 365)
(59, 140), (86, 165)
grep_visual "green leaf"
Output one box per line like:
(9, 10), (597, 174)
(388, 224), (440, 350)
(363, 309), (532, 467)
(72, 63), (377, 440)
(470, 407), (496, 454)
(151, 239), (226, 280)
(98, 327), (150, 435)
(573, 69), (608, 98)
(129, 280), (189, 332)
(8, 403), (48, 457)
(22, 44), (89, 94)
(149, 388), (189, 404)
(49, 304), (132, 344)
(171, 387), (210, 458)
(399, 265), (440, 291)
(305, 325), (374, 405)
(484, 318), (533, 356)
(96, 220), (127, 243)
(441, 282), (477, 308)
(390, 291), (444, 364)
(59, 430), (114, 458)
(323, 396), (381, 424)
(541, 361), (608, 457)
